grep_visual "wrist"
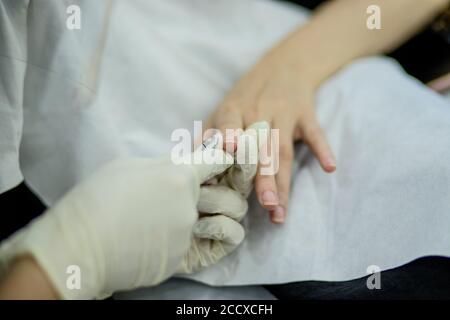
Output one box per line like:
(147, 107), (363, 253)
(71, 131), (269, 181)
(261, 32), (337, 91)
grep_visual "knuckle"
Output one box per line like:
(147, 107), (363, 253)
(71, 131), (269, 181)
(219, 121), (238, 131)
(221, 97), (243, 113)
(279, 143), (294, 161)
(303, 125), (323, 142)
(243, 108), (261, 126)
(255, 173), (273, 188)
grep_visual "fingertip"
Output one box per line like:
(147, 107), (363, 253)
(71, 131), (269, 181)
(262, 203), (278, 211)
(270, 206), (285, 224)
(259, 190), (279, 207)
(257, 195), (278, 211)
(321, 156), (337, 173)
(261, 203), (279, 212)
(255, 172), (279, 209)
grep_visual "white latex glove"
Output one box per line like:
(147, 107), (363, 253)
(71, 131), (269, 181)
(0, 152), (233, 299)
(178, 122), (269, 274)
(178, 184), (248, 274)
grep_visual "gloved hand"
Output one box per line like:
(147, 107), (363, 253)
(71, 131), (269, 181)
(0, 151), (233, 299)
(178, 121), (269, 274)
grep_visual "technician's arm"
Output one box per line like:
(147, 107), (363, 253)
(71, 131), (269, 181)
(0, 255), (59, 299)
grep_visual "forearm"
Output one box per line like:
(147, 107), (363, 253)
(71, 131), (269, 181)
(0, 255), (59, 300)
(269, 0), (449, 88)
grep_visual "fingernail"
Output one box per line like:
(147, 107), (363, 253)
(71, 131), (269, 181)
(272, 206), (285, 224)
(261, 191), (279, 206)
(325, 157), (336, 169)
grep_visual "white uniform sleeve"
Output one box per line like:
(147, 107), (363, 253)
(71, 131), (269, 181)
(0, 0), (30, 193)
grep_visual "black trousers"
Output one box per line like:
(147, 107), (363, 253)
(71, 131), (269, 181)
(265, 257), (450, 300)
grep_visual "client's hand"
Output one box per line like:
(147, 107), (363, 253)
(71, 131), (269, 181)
(206, 46), (337, 224)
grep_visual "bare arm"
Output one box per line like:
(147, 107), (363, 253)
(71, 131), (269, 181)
(0, 255), (59, 300)
(279, 0), (450, 87)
